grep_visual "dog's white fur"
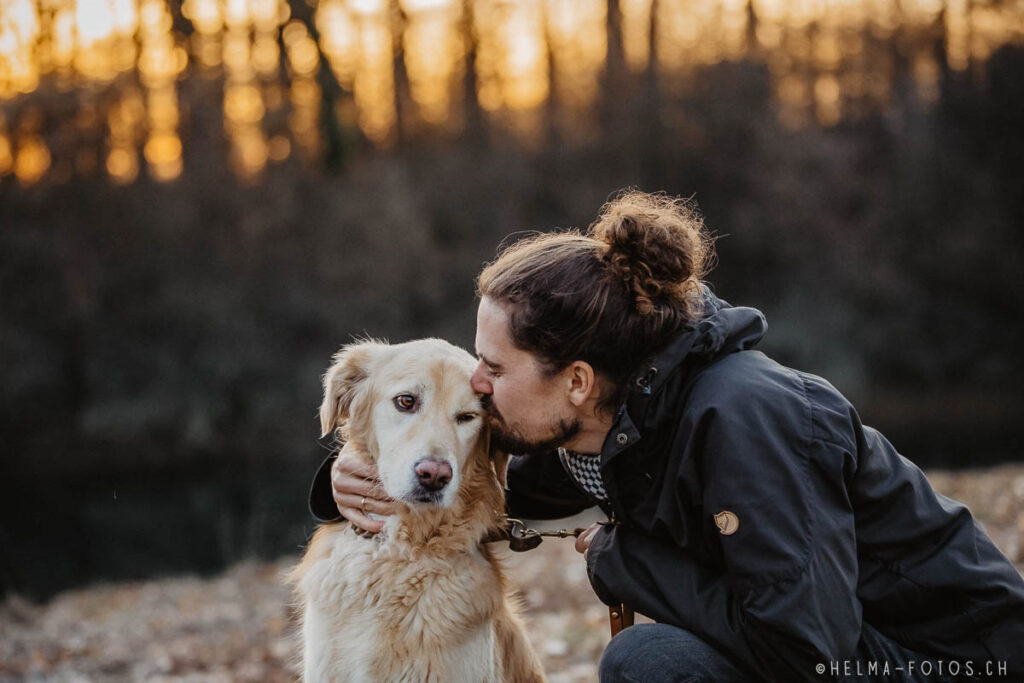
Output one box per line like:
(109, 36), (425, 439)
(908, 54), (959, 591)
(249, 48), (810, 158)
(289, 338), (546, 683)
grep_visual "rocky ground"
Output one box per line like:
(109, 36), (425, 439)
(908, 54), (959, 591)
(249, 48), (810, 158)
(3, 465), (1022, 683)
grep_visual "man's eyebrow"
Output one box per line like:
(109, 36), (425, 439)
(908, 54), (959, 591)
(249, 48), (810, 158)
(477, 352), (502, 369)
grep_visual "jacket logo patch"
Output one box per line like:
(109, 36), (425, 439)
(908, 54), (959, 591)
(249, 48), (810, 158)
(714, 510), (739, 535)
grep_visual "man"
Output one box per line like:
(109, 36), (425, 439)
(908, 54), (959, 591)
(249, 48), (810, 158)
(310, 191), (1024, 682)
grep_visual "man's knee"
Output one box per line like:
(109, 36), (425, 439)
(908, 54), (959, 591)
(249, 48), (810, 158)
(598, 623), (752, 683)
(599, 624), (660, 682)
(600, 623), (708, 682)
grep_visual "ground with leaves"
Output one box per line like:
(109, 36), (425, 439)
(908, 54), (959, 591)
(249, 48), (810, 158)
(3, 465), (1023, 683)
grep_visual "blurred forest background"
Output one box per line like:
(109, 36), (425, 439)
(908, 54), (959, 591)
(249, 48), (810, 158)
(1, 0), (1023, 609)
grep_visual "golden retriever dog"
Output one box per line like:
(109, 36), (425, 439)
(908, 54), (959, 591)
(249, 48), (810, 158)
(289, 338), (546, 683)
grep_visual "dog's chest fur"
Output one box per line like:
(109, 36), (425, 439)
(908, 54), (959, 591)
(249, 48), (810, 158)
(297, 522), (506, 682)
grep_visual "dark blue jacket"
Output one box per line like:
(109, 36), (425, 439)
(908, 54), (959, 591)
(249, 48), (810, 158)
(504, 296), (1024, 682)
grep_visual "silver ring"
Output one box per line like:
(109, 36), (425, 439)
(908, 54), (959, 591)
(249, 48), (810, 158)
(360, 496), (368, 516)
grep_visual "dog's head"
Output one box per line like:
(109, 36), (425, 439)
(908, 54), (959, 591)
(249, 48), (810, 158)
(320, 338), (507, 508)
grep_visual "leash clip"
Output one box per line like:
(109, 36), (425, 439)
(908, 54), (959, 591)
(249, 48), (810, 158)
(507, 518), (543, 552)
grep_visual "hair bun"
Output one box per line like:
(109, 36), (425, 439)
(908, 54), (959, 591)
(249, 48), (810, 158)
(590, 191), (712, 316)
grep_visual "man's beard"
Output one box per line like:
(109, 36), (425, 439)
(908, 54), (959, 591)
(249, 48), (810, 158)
(482, 394), (581, 454)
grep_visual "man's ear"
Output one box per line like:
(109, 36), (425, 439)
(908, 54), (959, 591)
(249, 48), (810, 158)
(319, 340), (384, 437)
(566, 360), (599, 408)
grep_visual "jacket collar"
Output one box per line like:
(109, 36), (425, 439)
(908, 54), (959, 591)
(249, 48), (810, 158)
(600, 292), (768, 467)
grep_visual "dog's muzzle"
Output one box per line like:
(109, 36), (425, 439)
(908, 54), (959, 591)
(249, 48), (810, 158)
(410, 457), (452, 502)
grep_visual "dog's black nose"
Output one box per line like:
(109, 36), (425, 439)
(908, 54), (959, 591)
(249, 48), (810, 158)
(414, 458), (452, 492)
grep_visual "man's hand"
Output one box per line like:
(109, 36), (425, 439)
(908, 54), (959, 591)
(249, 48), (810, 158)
(574, 522), (603, 560)
(332, 446), (396, 533)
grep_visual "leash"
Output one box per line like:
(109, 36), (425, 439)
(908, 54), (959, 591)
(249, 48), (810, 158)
(485, 518), (636, 638)
(482, 518), (585, 551)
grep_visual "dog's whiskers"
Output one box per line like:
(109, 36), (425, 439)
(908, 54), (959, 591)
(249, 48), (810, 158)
(317, 439), (339, 453)
(367, 480), (394, 502)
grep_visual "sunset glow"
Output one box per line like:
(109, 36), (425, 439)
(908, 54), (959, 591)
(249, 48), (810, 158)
(0, 0), (1021, 185)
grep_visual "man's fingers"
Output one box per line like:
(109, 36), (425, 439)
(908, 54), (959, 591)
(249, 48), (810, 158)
(332, 452), (379, 480)
(329, 448), (393, 532)
(333, 488), (391, 533)
(338, 506), (385, 534)
(331, 467), (395, 502)
(574, 532), (587, 554)
(332, 469), (374, 497)
(332, 490), (396, 517)
(575, 523), (602, 555)
(339, 460), (379, 480)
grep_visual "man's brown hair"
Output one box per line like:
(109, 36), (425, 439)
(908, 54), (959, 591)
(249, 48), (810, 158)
(476, 190), (714, 413)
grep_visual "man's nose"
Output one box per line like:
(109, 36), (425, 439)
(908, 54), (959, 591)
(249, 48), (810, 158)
(470, 362), (492, 394)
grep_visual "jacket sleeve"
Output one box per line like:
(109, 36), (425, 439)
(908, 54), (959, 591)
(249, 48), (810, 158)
(587, 380), (862, 682)
(505, 451), (595, 520)
(308, 453), (343, 523)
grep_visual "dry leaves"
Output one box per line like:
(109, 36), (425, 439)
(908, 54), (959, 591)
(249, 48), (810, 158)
(2, 466), (1022, 682)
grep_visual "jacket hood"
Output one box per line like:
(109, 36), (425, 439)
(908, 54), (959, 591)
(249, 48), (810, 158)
(688, 291), (767, 359)
(633, 290), (767, 393)
(601, 289), (768, 467)
(609, 290), (765, 432)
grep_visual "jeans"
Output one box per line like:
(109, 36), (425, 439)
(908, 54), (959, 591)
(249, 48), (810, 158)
(598, 622), (976, 683)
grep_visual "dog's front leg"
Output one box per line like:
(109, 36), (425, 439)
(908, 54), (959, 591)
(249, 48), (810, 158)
(300, 599), (335, 683)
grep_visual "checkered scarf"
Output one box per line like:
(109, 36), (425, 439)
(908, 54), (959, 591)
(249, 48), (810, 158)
(558, 448), (609, 502)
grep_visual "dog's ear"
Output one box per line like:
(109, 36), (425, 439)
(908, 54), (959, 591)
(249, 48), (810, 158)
(492, 449), (510, 490)
(319, 341), (383, 437)
(484, 425), (510, 489)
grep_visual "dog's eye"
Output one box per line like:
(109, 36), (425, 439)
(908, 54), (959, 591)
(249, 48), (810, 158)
(393, 394), (417, 412)
(455, 412), (478, 424)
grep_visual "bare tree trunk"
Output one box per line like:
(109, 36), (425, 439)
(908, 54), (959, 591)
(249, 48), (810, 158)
(746, 0), (759, 55)
(543, 14), (562, 148)
(640, 0), (664, 186)
(391, 0), (410, 146)
(601, 0), (627, 133)
(459, 0), (485, 142)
